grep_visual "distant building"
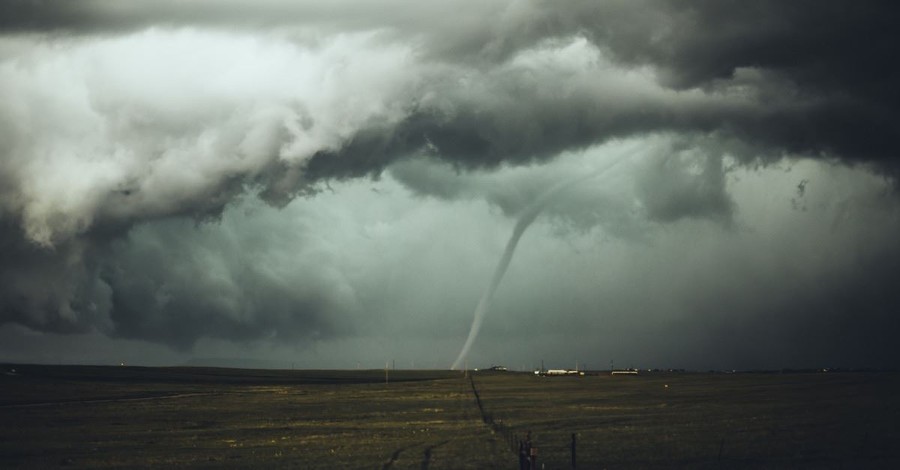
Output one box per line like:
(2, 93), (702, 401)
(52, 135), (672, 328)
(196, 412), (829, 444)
(537, 369), (584, 376)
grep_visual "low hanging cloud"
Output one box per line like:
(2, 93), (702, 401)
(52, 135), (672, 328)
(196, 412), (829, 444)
(0, 28), (419, 245)
(3, 2), (898, 248)
(1, 1), (900, 367)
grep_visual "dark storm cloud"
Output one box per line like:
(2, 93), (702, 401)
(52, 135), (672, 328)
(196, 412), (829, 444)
(570, 0), (900, 167)
(4, 0), (899, 170)
(660, 216), (900, 371)
(0, 220), (111, 334)
(274, 0), (900, 180)
(102, 218), (351, 350)
(0, 198), (363, 348)
(2, 1), (900, 364)
(0, 0), (504, 38)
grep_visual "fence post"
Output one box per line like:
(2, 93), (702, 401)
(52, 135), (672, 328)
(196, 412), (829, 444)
(571, 433), (577, 469)
(519, 438), (526, 470)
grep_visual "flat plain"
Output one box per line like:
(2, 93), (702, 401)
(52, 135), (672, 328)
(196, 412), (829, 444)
(1, 364), (898, 469)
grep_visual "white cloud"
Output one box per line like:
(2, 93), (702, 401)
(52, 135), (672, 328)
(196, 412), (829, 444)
(0, 28), (417, 245)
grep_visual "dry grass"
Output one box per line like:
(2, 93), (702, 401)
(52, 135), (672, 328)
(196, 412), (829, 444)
(1, 365), (899, 468)
(471, 371), (900, 468)
(0, 365), (512, 469)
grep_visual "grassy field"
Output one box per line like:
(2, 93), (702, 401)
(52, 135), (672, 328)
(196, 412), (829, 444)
(1, 364), (898, 469)
(0, 364), (512, 469)
(471, 371), (900, 468)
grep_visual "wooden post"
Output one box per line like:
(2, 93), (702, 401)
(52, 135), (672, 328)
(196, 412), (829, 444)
(571, 433), (577, 469)
(518, 438), (526, 470)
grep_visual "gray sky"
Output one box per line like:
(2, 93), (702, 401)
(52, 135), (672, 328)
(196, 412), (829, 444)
(1, 0), (899, 370)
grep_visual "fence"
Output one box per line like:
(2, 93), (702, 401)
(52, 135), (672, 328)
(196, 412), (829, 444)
(468, 375), (580, 469)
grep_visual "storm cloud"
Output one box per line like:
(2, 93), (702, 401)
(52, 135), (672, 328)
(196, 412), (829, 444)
(1, 1), (899, 369)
